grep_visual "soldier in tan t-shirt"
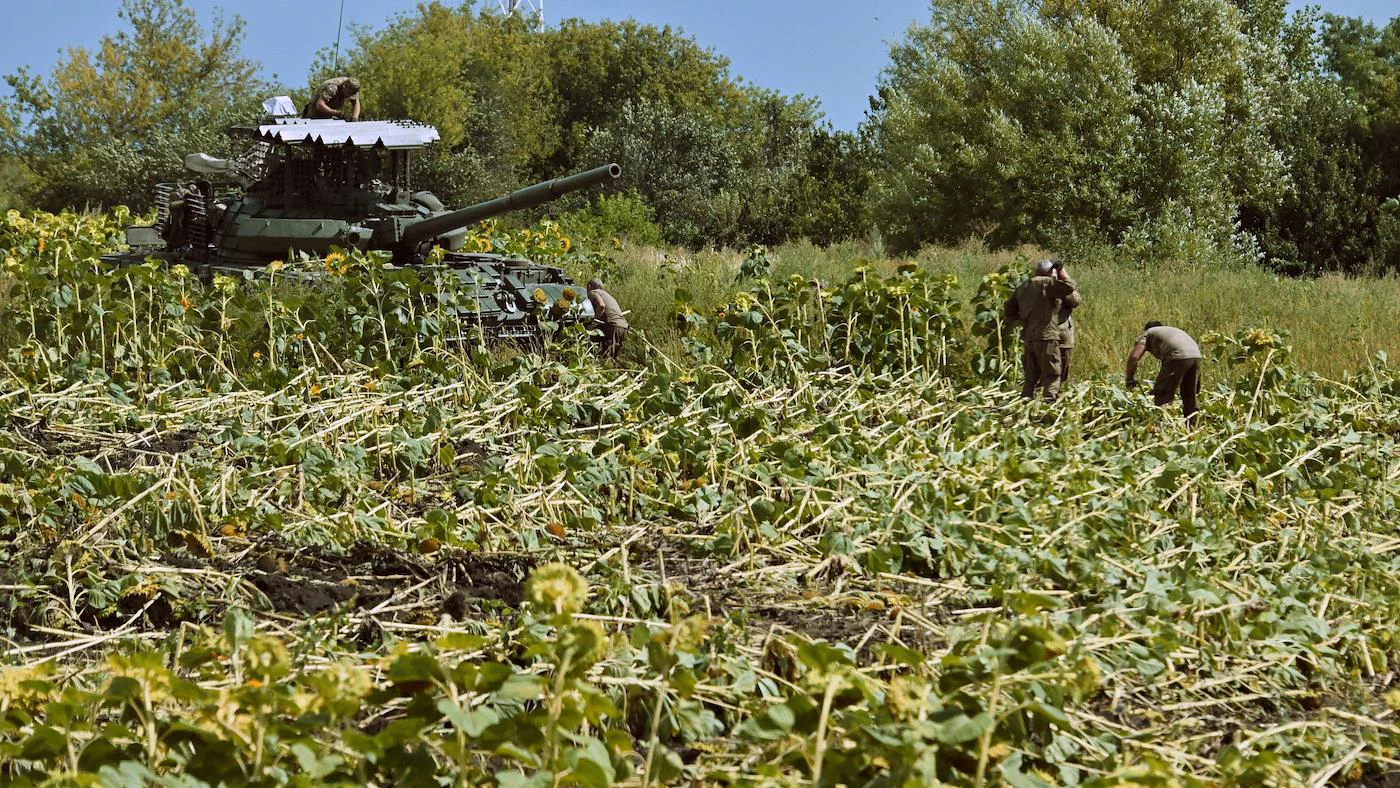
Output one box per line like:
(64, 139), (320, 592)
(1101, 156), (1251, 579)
(586, 278), (629, 360)
(1004, 259), (1080, 401)
(1126, 321), (1203, 422)
(303, 76), (361, 120)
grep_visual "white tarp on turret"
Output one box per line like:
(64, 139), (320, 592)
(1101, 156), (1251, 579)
(253, 118), (440, 150)
(262, 96), (298, 116)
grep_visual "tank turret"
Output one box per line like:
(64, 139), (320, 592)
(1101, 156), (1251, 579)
(104, 112), (621, 339)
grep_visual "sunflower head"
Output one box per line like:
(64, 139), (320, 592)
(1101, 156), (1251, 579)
(1244, 328), (1275, 348)
(525, 563), (589, 618)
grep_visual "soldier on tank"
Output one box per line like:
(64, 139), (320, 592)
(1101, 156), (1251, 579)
(1126, 321), (1203, 423)
(304, 76), (361, 120)
(586, 278), (629, 360)
(1004, 259), (1080, 401)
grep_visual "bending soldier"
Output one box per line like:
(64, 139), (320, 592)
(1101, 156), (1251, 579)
(587, 278), (629, 360)
(1126, 321), (1203, 423)
(1004, 259), (1080, 401)
(304, 76), (361, 120)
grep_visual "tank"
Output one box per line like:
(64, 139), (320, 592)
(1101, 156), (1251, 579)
(103, 111), (621, 339)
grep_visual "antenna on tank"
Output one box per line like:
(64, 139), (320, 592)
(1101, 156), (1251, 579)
(333, 0), (346, 70)
(500, 0), (543, 23)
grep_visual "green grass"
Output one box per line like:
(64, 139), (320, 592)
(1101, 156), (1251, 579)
(596, 239), (1400, 380)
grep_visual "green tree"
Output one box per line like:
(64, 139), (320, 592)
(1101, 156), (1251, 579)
(1239, 70), (1383, 273)
(2, 0), (263, 210)
(869, 0), (1302, 261)
(788, 128), (875, 247)
(1239, 11), (1400, 273)
(869, 1), (1138, 253)
(1320, 15), (1400, 204)
(725, 88), (822, 245)
(557, 190), (663, 246)
(540, 17), (747, 174)
(330, 5), (555, 172)
(336, 2), (839, 248)
(585, 98), (744, 247)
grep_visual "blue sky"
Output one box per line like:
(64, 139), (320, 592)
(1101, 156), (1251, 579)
(0, 1), (1393, 131)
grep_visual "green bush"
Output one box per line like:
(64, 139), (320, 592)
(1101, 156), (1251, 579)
(558, 191), (663, 247)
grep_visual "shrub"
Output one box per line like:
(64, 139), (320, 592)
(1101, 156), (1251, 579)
(558, 191), (663, 247)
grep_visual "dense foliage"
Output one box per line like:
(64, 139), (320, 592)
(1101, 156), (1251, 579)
(2, 210), (1400, 784)
(868, 0), (1400, 271)
(328, 5), (860, 249)
(0, 0), (265, 212)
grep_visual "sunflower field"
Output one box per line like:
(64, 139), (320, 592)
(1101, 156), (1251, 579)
(1, 209), (1398, 786)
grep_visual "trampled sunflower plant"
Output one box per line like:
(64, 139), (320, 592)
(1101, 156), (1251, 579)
(2, 207), (1400, 785)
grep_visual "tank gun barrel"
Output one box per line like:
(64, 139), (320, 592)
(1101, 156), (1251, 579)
(399, 163), (621, 252)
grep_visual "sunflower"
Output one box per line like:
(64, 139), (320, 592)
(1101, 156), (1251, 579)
(525, 563), (589, 617)
(1244, 328), (1275, 348)
(323, 251), (349, 275)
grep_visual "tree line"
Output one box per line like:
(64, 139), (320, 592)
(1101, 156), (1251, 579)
(2, 0), (1398, 273)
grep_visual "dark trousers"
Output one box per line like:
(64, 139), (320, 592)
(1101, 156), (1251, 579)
(1154, 358), (1202, 421)
(1020, 339), (1062, 400)
(1059, 347), (1072, 385)
(599, 324), (627, 360)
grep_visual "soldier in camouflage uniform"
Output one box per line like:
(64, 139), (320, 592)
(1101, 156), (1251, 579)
(1004, 260), (1080, 401)
(303, 76), (361, 120)
(1126, 321), (1203, 423)
(1057, 273), (1082, 386)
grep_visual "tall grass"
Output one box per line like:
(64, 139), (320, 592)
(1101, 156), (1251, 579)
(593, 240), (1400, 380)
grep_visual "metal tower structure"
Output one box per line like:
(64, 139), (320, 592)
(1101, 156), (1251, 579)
(500, 0), (543, 21)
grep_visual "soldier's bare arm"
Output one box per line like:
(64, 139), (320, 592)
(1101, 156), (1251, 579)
(1125, 341), (1147, 387)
